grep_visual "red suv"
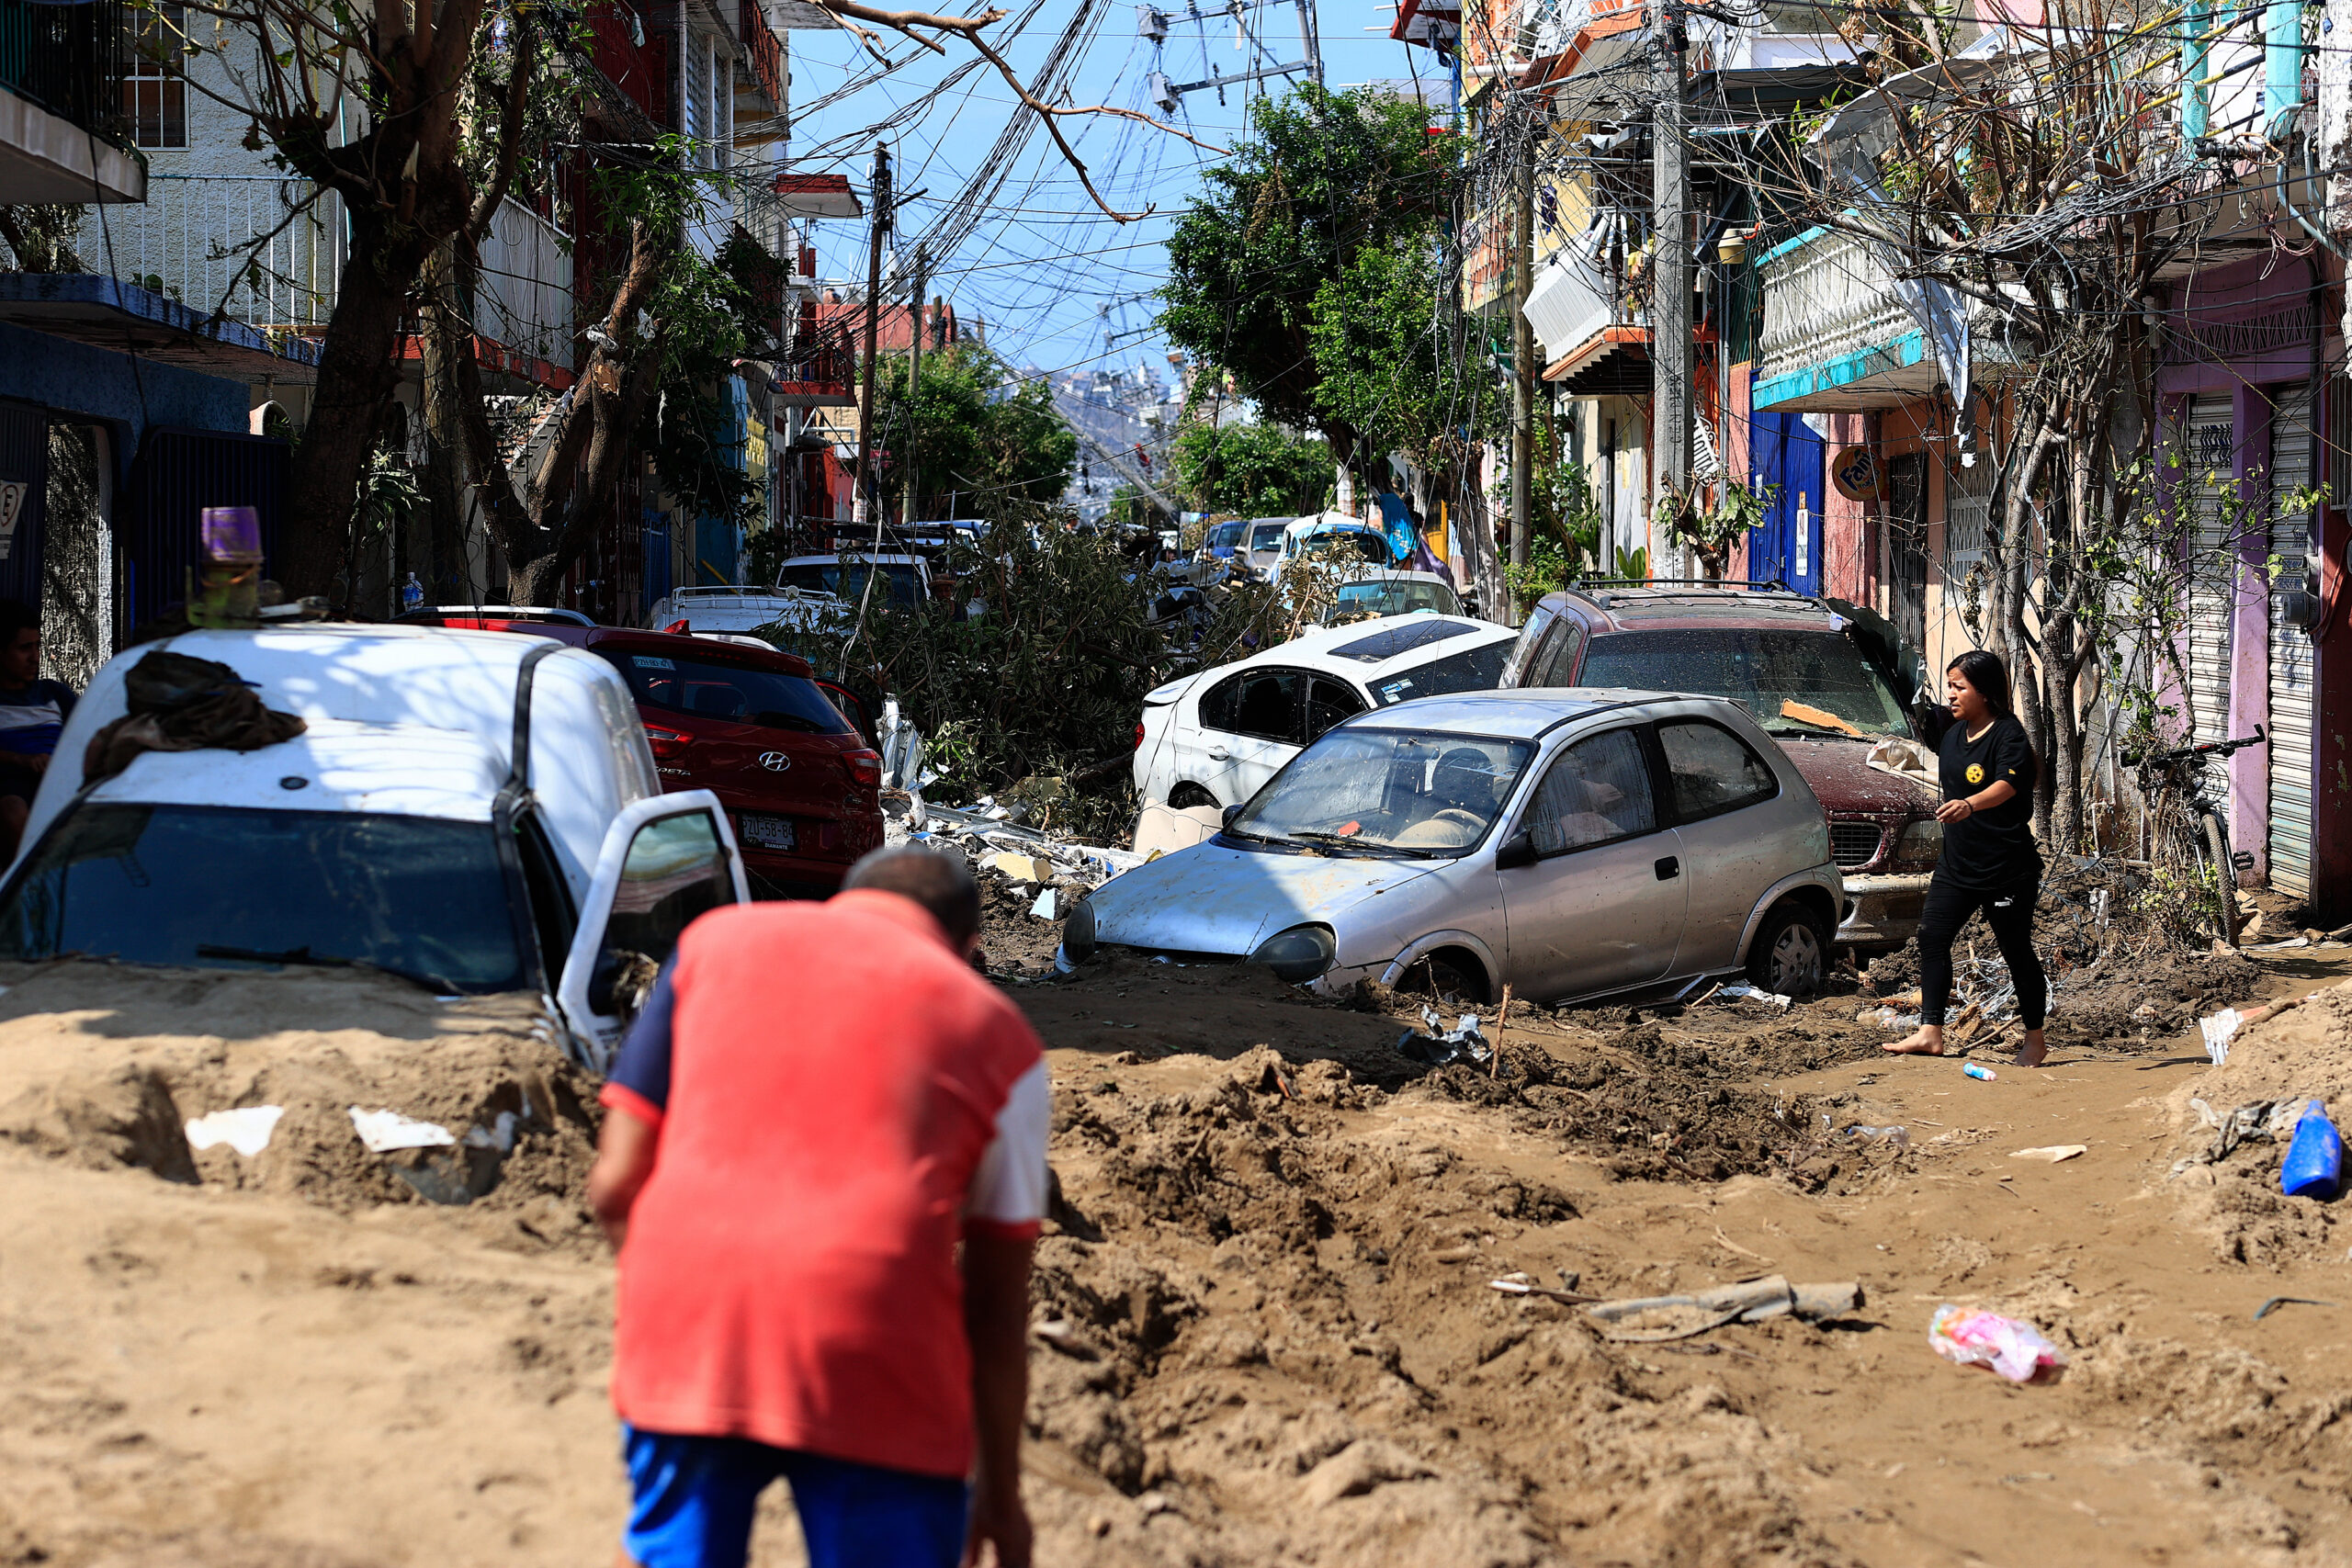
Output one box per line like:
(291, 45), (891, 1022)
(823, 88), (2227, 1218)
(403, 614), (884, 897)
(1502, 584), (1942, 956)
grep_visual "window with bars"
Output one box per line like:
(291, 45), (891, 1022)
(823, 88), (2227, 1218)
(122, 2), (187, 149)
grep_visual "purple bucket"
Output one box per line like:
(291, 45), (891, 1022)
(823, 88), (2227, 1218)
(201, 505), (263, 565)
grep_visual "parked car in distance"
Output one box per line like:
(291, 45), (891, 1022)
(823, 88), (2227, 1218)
(1242, 516), (1295, 578)
(416, 616), (886, 899)
(645, 583), (845, 637)
(1277, 513), (1398, 573)
(0, 626), (749, 1066)
(1501, 583), (1938, 954)
(394, 604), (595, 628)
(1135, 615), (1520, 810)
(1074, 690), (1844, 1002)
(779, 552), (933, 611)
(1318, 570), (1462, 623)
(1198, 519), (1250, 570)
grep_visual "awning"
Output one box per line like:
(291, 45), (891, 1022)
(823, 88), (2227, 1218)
(1544, 325), (1650, 397)
(772, 173), (864, 219)
(0, 273), (321, 385)
(1390, 0), (1461, 50)
(1518, 26), (1655, 118)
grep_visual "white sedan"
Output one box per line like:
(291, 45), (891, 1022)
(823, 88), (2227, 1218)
(1135, 615), (1521, 810)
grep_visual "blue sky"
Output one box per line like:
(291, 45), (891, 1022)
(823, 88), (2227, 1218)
(783, 0), (1451, 384)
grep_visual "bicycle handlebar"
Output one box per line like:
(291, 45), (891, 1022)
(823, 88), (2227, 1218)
(2123, 725), (2267, 768)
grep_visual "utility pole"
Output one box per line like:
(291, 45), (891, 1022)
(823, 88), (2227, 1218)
(1510, 118), (1535, 589)
(1652, 0), (1691, 578)
(853, 143), (892, 535)
(902, 244), (929, 528)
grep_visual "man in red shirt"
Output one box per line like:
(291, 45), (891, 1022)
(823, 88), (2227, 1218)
(587, 845), (1046, 1568)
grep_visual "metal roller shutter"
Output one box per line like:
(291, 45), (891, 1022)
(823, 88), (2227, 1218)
(2185, 395), (2235, 818)
(2267, 381), (2317, 897)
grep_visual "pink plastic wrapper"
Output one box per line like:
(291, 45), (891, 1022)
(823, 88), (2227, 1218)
(1928, 1304), (2065, 1382)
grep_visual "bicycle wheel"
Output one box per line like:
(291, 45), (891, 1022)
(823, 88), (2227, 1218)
(2199, 812), (2245, 948)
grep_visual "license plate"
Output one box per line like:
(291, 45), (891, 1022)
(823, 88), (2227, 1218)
(740, 814), (797, 850)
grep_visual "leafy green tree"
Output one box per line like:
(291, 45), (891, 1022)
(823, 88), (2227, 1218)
(1159, 84), (1451, 468)
(1170, 421), (1331, 515)
(872, 344), (1077, 518)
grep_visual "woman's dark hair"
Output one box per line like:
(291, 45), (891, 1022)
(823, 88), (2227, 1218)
(1946, 649), (2012, 717)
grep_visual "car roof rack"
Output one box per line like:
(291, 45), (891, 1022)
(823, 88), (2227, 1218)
(1568, 577), (1814, 612)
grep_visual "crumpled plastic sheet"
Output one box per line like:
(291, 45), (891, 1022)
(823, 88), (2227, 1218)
(1929, 1304), (2065, 1382)
(2178, 1095), (2311, 1169)
(1396, 1006), (1489, 1066)
(909, 803), (1148, 891)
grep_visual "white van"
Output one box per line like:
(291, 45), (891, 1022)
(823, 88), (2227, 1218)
(0, 626), (749, 1068)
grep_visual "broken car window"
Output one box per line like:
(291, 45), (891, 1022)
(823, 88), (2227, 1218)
(1525, 728), (1657, 855)
(0, 805), (524, 991)
(1577, 629), (1912, 738)
(1229, 728), (1533, 856)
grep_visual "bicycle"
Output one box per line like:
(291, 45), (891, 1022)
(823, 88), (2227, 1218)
(2124, 727), (2266, 949)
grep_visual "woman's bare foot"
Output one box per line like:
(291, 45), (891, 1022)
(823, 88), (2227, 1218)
(1883, 1025), (1946, 1056)
(2013, 1028), (2048, 1068)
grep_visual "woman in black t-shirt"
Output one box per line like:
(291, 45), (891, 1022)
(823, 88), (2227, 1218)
(1884, 649), (2050, 1066)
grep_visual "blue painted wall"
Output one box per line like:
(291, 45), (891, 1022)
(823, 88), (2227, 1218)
(0, 317), (249, 484)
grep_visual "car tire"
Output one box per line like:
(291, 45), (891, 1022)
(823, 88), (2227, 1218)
(1746, 901), (1827, 998)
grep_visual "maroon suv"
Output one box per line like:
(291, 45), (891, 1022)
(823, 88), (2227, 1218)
(1501, 585), (1941, 954)
(408, 615), (885, 897)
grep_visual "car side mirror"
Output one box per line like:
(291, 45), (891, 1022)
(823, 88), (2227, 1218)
(1221, 805), (1243, 829)
(1494, 829), (1537, 870)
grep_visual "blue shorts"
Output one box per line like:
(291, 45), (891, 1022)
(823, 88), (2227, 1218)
(621, 1426), (969, 1568)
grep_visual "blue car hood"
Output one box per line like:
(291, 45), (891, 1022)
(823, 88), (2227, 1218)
(1089, 839), (1440, 957)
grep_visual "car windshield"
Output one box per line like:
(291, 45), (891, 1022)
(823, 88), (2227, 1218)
(779, 561), (923, 607)
(1332, 579), (1461, 619)
(1367, 639), (1512, 706)
(1230, 728), (1534, 857)
(596, 649), (851, 733)
(0, 805), (524, 991)
(1578, 628), (1914, 739)
(1250, 523), (1288, 549)
(1208, 523), (1246, 549)
(1299, 532), (1390, 566)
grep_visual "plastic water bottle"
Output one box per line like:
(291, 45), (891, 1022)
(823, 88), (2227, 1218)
(401, 572), (424, 613)
(1963, 1063), (1996, 1081)
(2281, 1100), (2343, 1199)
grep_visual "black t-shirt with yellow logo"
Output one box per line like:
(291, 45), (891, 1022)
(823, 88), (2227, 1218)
(1937, 714), (2041, 889)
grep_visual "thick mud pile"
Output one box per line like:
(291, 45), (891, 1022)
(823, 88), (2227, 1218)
(0, 961), (605, 1249)
(1020, 1044), (1856, 1566)
(2160, 978), (2352, 1269)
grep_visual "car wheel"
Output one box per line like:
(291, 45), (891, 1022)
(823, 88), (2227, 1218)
(1747, 902), (1826, 997)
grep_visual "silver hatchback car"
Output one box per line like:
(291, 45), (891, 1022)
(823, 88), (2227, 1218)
(1068, 690), (1846, 1004)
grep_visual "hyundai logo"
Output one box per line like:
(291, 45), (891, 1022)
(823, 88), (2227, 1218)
(758, 751), (792, 772)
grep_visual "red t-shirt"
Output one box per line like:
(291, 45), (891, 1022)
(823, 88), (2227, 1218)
(599, 889), (1045, 1478)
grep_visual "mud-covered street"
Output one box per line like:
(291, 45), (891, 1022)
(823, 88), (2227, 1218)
(0, 929), (2346, 1567)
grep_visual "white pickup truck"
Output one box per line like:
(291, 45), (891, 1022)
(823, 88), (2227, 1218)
(0, 626), (748, 1068)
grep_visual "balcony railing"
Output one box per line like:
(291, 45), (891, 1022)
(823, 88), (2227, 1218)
(81, 175), (345, 337)
(1753, 225), (1930, 409)
(736, 0), (784, 113)
(0, 0), (129, 145)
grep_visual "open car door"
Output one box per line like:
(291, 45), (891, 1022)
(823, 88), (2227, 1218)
(557, 790), (750, 1070)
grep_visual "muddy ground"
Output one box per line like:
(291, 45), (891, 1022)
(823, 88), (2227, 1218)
(0, 927), (2346, 1565)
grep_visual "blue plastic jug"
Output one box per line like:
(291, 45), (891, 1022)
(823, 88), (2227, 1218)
(2281, 1100), (2344, 1200)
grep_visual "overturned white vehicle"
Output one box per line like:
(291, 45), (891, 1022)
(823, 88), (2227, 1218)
(1069, 690), (1846, 1004)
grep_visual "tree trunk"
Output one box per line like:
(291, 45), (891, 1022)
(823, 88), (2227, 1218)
(418, 240), (477, 604)
(278, 220), (429, 601)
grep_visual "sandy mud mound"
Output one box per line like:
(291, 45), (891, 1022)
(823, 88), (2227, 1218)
(2160, 979), (2352, 1268)
(0, 961), (603, 1245)
(1019, 1045), (1863, 1566)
